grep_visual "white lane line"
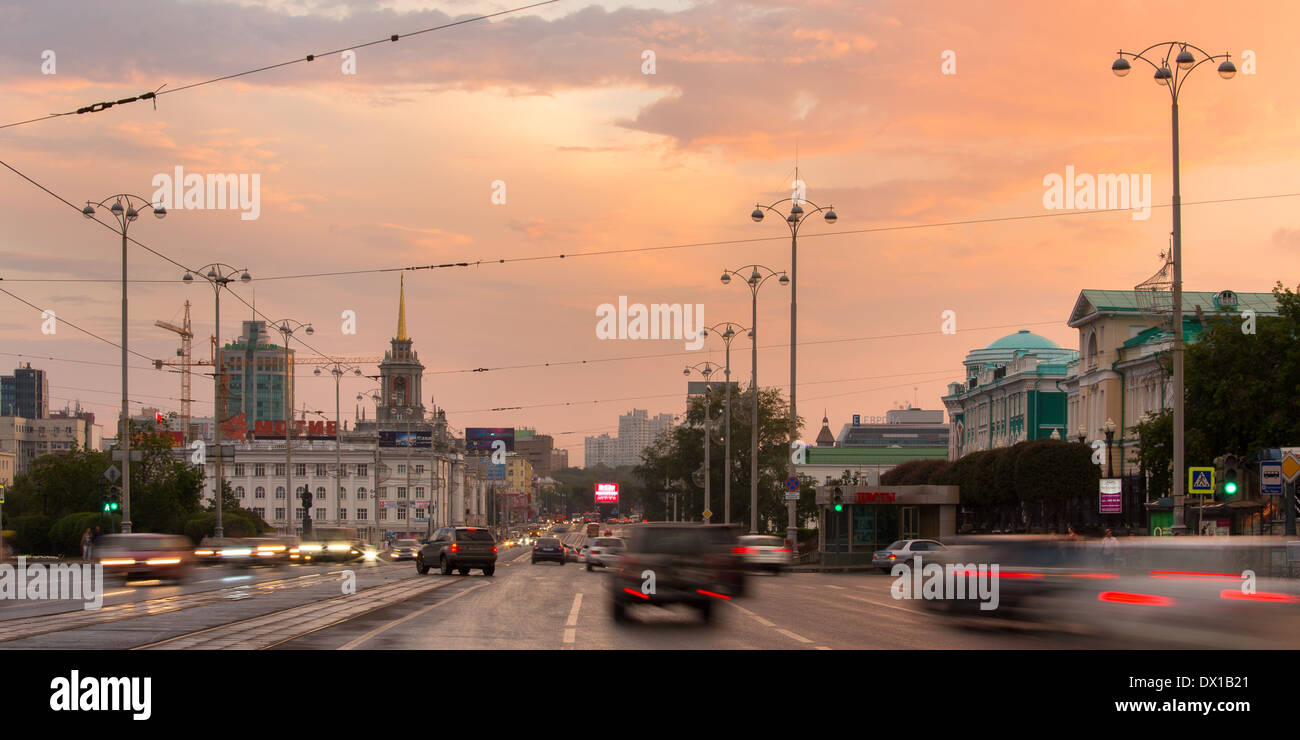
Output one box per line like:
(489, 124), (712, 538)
(827, 585), (846, 590)
(775, 628), (812, 644)
(102, 590), (134, 598)
(842, 593), (919, 617)
(566, 593), (583, 627)
(815, 646), (832, 650)
(338, 582), (488, 650)
(751, 614), (775, 627)
(563, 628), (576, 643)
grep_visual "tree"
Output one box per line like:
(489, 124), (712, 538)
(1132, 410), (1172, 500)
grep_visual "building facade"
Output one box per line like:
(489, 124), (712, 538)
(942, 330), (1078, 460)
(584, 433), (617, 468)
(219, 320), (292, 427)
(0, 414), (103, 475)
(1, 363), (49, 419)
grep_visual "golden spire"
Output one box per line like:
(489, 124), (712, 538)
(397, 273), (407, 341)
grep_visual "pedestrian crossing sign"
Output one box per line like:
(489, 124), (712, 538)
(1189, 467), (1215, 495)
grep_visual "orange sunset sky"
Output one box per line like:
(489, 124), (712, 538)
(1, 0), (1296, 463)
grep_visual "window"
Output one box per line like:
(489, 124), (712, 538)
(255, 486), (266, 499)
(415, 487), (425, 499)
(254, 464), (266, 477)
(254, 507), (265, 519)
(275, 507), (286, 521)
(295, 464), (306, 477)
(415, 508), (426, 519)
(357, 464), (367, 477)
(315, 508), (326, 520)
(234, 463), (246, 476)
(397, 464), (406, 474)
(357, 508), (367, 521)
(317, 486), (326, 500)
(294, 509), (303, 519)
(316, 464), (327, 477)
(274, 463), (286, 476)
(339, 488), (347, 500)
(338, 508), (347, 520)
(358, 487), (367, 499)
(235, 486), (246, 499)
(455, 529), (494, 542)
(397, 507), (408, 521)
(415, 464), (424, 474)
(398, 487), (407, 499)
(275, 486), (286, 499)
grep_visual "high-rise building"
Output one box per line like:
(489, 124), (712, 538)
(218, 320), (291, 427)
(648, 412), (676, 450)
(515, 432), (556, 477)
(0, 363), (49, 419)
(584, 433), (617, 468)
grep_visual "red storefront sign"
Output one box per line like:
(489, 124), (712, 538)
(855, 491), (897, 504)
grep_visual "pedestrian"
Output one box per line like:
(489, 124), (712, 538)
(1101, 528), (1118, 569)
(80, 527), (92, 561)
(90, 525), (103, 560)
(1067, 525), (1079, 542)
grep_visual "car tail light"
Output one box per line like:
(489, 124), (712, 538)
(1098, 591), (1174, 606)
(697, 589), (731, 600)
(732, 547), (757, 555)
(889, 553), (896, 560)
(773, 548), (791, 553)
(450, 543), (460, 553)
(623, 588), (650, 600)
(1220, 589), (1299, 603)
(491, 546), (498, 553)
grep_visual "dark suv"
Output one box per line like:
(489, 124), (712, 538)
(609, 523), (746, 623)
(417, 526), (498, 576)
(531, 537), (565, 565)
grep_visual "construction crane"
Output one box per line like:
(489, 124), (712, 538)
(154, 301), (197, 442)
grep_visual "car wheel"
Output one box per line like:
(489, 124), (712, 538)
(483, 565), (495, 576)
(416, 557), (429, 575)
(697, 600), (714, 624)
(586, 562), (593, 572)
(458, 567), (470, 576)
(440, 555), (452, 575)
(559, 559), (565, 566)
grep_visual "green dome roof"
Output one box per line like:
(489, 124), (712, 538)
(985, 330), (1061, 351)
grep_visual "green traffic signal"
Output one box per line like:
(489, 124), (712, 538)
(834, 503), (843, 512)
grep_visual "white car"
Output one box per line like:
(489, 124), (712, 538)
(586, 537), (626, 571)
(734, 535), (792, 573)
(872, 539), (948, 572)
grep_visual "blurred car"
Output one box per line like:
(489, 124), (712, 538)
(609, 523), (746, 623)
(873, 539), (948, 572)
(578, 544), (590, 563)
(564, 543), (578, 562)
(245, 535), (297, 565)
(387, 539), (421, 561)
(193, 537), (253, 566)
(531, 537), (566, 565)
(296, 526), (365, 563)
(586, 537), (626, 571)
(417, 526), (498, 576)
(734, 535), (792, 573)
(99, 534), (194, 581)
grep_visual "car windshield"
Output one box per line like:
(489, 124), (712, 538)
(887, 541), (908, 550)
(538, 538), (559, 545)
(395, 540), (419, 547)
(455, 529), (495, 542)
(632, 528), (706, 555)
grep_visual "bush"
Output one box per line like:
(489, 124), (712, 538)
(50, 512), (119, 558)
(11, 514), (56, 555)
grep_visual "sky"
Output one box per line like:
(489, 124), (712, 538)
(0, 0), (1297, 464)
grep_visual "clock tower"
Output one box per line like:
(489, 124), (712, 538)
(377, 273), (425, 423)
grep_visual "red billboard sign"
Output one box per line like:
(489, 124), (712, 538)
(855, 491), (897, 504)
(595, 482), (619, 503)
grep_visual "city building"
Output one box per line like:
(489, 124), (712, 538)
(515, 430), (557, 477)
(584, 433), (617, 469)
(942, 330), (1079, 459)
(815, 482), (960, 567)
(0, 414), (103, 475)
(0, 451), (14, 490)
(218, 320), (292, 427)
(551, 447), (569, 471)
(797, 411), (950, 487)
(0, 363), (49, 419)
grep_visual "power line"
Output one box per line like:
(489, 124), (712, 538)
(0, 0), (565, 132)
(0, 286), (158, 364)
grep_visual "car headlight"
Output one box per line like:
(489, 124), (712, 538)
(327, 544), (351, 552)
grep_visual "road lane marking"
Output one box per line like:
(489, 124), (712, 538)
(751, 615), (775, 627)
(563, 628), (576, 643)
(815, 646), (831, 650)
(566, 593), (583, 627)
(776, 628), (812, 643)
(827, 585), (846, 590)
(842, 593), (919, 617)
(338, 582), (489, 650)
(102, 590), (134, 598)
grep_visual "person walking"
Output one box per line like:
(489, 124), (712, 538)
(1101, 528), (1119, 569)
(80, 527), (92, 561)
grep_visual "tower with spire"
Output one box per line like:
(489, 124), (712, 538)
(816, 410), (836, 447)
(377, 273), (425, 424)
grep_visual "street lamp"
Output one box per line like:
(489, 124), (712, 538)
(702, 322), (749, 525)
(83, 194), (165, 534)
(1113, 41), (1237, 534)
(684, 362), (716, 522)
(1077, 424), (1087, 445)
(721, 264), (789, 534)
(313, 361), (363, 537)
(751, 194), (836, 547)
(1103, 418), (1117, 479)
(273, 318), (313, 535)
(184, 263), (251, 538)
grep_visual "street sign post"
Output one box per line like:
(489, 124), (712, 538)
(1188, 467), (1215, 495)
(104, 465), (121, 484)
(1261, 460), (1283, 495)
(784, 476), (800, 492)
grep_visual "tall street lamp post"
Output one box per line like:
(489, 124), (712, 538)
(274, 319), (313, 534)
(82, 195), (166, 534)
(1112, 41), (1237, 533)
(683, 362), (717, 522)
(702, 322), (750, 525)
(721, 265), (789, 534)
(1103, 418), (1117, 479)
(184, 264), (251, 538)
(751, 196), (836, 548)
(314, 362), (362, 537)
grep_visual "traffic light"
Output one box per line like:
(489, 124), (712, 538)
(832, 487), (844, 512)
(1223, 454), (1240, 496)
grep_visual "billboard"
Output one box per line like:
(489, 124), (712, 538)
(466, 427), (514, 452)
(595, 482), (619, 503)
(379, 430), (432, 448)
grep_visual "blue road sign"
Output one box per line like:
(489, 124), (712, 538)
(1261, 460), (1283, 495)
(1189, 467), (1215, 495)
(785, 476), (801, 492)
